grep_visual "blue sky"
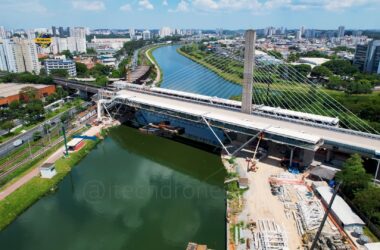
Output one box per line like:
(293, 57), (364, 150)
(1, 0), (379, 30)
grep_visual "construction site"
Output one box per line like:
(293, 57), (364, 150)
(223, 138), (372, 250)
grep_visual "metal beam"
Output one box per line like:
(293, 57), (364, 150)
(201, 116), (231, 155)
(231, 131), (262, 156)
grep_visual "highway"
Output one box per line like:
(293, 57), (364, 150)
(0, 107), (77, 158)
(116, 89), (380, 158)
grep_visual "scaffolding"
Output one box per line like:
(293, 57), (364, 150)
(253, 219), (288, 250)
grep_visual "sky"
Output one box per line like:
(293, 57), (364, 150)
(1, 0), (380, 30)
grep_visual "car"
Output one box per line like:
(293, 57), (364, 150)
(13, 139), (23, 147)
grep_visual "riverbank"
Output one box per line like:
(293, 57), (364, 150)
(145, 45), (164, 86)
(0, 121), (118, 230)
(177, 47), (243, 85)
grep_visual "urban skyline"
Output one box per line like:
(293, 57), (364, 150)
(1, 0), (380, 29)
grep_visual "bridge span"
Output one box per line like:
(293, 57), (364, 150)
(104, 89), (380, 159)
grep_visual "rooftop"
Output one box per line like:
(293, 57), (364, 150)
(316, 186), (365, 227)
(0, 83), (51, 98)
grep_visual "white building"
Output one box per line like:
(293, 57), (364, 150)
(91, 36), (130, 50)
(45, 58), (77, 77)
(159, 27), (172, 38)
(40, 163), (57, 179)
(0, 26), (6, 39)
(142, 30), (151, 40)
(69, 27), (87, 53)
(0, 37), (40, 74)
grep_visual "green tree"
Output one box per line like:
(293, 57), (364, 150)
(24, 100), (45, 124)
(353, 186), (380, 222)
(86, 48), (96, 54)
(60, 111), (70, 123)
(90, 63), (111, 77)
(335, 154), (372, 199)
(322, 59), (359, 76)
(294, 64), (312, 77)
(287, 53), (300, 62)
(268, 50), (283, 59)
(61, 50), (73, 59)
(19, 86), (38, 102)
(0, 120), (15, 133)
(50, 69), (69, 78)
(345, 79), (373, 95)
(311, 65), (333, 80)
(326, 76), (343, 90)
(75, 62), (88, 77)
(95, 75), (108, 86)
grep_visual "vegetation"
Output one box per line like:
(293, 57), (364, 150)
(336, 154), (380, 229)
(50, 69), (69, 78)
(0, 72), (52, 84)
(0, 139), (100, 230)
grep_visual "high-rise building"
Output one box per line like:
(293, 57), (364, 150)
(129, 28), (135, 38)
(0, 37), (39, 74)
(142, 30), (151, 40)
(300, 26), (305, 35)
(0, 26), (6, 39)
(70, 27), (87, 53)
(338, 26), (345, 38)
(353, 40), (380, 74)
(0, 39), (16, 72)
(52, 26), (57, 36)
(159, 27), (172, 38)
(45, 59), (77, 77)
(296, 30), (302, 40)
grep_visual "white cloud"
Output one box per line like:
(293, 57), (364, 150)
(169, 0), (190, 12)
(0, 0), (47, 13)
(120, 3), (132, 12)
(138, 0), (154, 10)
(190, 0), (377, 13)
(72, 1), (105, 11)
(163, 0), (169, 6)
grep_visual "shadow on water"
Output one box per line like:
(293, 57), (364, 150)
(109, 125), (226, 187)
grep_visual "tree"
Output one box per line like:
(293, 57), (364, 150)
(60, 111), (70, 123)
(294, 64), (312, 77)
(311, 66), (333, 80)
(345, 79), (373, 95)
(75, 62), (88, 77)
(353, 186), (380, 221)
(61, 50), (73, 59)
(90, 63), (111, 77)
(0, 121), (15, 134)
(335, 154), (372, 199)
(287, 53), (300, 62)
(322, 59), (359, 76)
(19, 86), (38, 102)
(32, 131), (42, 141)
(24, 100), (45, 124)
(86, 48), (96, 54)
(50, 69), (69, 78)
(268, 50), (283, 59)
(326, 76), (343, 90)
(95, 75), (108, 86)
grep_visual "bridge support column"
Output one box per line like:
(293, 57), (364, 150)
(289, 147), (295, 168)
(241, 30), (256, 114)
(302, 149), (315, 166)
(97, 100), (104, 120)
(375, 159), (380, 184)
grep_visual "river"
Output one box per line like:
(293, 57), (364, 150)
(0, 126), (226, 249)
(0, 45), (231, 250)
(153, 45), (242, 98)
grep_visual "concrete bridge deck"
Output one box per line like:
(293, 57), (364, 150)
(115, 89), (380, 158)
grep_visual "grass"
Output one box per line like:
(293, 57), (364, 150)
(0, 139), (100, 230)
(144, 44), (167, 86)
(363, 226), (380, 242)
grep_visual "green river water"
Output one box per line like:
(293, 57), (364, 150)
(0, 126), (226, 249)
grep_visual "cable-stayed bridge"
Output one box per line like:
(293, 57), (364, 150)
(60, 30), (380, 174)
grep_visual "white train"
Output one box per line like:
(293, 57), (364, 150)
(116, 82), (339, 127)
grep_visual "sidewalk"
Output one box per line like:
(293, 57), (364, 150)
(0, 124), (103, 201)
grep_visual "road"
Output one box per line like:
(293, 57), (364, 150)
(0, 107), (77, 158)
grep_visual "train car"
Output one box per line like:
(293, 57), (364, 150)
(122, 83), (339, 127)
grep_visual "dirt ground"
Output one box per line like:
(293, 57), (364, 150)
(236, 155), (303, 249)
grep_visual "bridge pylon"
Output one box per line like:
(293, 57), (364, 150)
(241, 29), (256, 114)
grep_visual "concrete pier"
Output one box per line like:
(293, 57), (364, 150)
(241, 30), (256, 114)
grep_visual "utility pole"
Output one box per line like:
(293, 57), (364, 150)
(241, 30), (256, 114)
(310, 182), (341, 250)
(61, 124), (69, 157)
